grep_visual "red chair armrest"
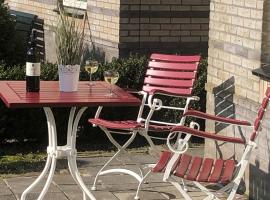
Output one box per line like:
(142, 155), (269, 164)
(171, 126), (245, 144)
(183, 110), (251, 126)
(149, 89), (192, 97)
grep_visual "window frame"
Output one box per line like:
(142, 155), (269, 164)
(63, 0), (87, 10)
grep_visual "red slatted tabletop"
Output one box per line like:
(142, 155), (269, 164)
(0, 81), (141, 108)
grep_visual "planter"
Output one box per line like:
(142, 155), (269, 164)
(58, 65), (80, 92)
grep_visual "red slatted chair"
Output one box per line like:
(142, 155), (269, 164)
(88, 53), (201, 196)
(146, 89), (270, 200)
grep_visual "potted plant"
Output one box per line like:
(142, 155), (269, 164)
(55, 4), (85, 92)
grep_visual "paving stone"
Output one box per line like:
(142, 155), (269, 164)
(18, 192), (68, 200)
(114, 190), (167, 200)
(0, 149), (248, 200)
(0, 195), (16, 200)
(5, 177), (60, 194)
(0, 180), (13, 196)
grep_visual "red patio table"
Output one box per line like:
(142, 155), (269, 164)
(0, 81), (141, 200)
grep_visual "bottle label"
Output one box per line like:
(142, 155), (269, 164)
(26, 62), (40, 76)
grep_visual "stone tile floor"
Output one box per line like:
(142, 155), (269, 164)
(0, 148), (248, 200)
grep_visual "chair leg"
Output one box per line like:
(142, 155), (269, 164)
(194, 182), (220, 200)
(134, 169), (152, 200)
(169, 180), (193, 200)
(91, 148), (122, 190)
(91, 129), (137, 190)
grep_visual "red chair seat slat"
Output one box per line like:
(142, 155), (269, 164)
(143, 86), (192, 96)
(220, 160), (236, 184)
(208, 159), (224, 183)
(152, 151), (172, 173)
(144, 77), (194, 88)
(146, 69), (196, 79)
(174, 154), (192, 177)
(197, 158), (214, 182)
(148, 61), (198, 71)
(89, 119), (141, 129)
(150, 53), (201, 62)
(186, 157), (203, 181)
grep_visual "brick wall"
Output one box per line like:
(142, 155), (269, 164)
(7, 0), (58, 63)
(119, 0), (209, 55)
(6, 0), (120, 62)
(206, 0), (270, 198)
(6, 0), (210, 61)
(87, 0), (120, 60)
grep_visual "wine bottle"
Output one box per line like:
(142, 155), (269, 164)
(26, 30), (40, 92)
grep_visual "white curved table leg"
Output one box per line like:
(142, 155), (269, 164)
(20, 156), (52, 200)
(37, 156), (57, 200)
(66, 107), (96, 200)
(68, 154), (96, 200)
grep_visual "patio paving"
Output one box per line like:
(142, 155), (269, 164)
(0, 147), (248, 200)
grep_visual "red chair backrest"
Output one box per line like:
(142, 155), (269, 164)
(250, 87), (270, 141)
(142, 53), (201, 97)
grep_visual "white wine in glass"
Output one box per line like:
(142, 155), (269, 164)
(104, 70), (119, 96)
(85, 60), (99, 85)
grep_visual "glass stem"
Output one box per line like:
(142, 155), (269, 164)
(89, 73), (92, 85)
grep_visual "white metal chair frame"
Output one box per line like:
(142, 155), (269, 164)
(91, 92), (199, 199)
(144, 86), (270, 200)
(89, 53), (201, 199)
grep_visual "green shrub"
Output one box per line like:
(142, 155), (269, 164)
(0, 1), (16, 65)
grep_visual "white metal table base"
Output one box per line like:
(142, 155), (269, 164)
(21, 107), (96, 200)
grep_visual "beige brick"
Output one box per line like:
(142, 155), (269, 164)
(230, 54), (242, 65)
(243, 18), (256, 29)
(250, 30), (262, 40)
(232, 16), (244, 26)
(251, 10), (263, 20)
(245, 0), (257, 8)
(238, 7), (251, 18)
(236, 27), (250, 38)
(233, 0), (244, 6)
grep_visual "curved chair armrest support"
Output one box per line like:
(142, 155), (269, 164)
(183, 110), (252, 126)
(171, 126), (246, 144)
(92, 106), (104, 127)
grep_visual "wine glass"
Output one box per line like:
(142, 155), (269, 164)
(104, 70), (119, 96)
(85, 60), (99, 86)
